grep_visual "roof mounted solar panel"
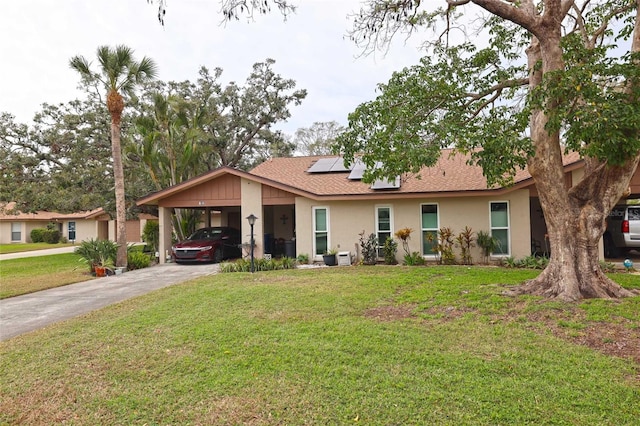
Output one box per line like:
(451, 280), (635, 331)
(307, 158), (340, 173)
(348, 160), (366, 180)
(329, 159), (350, 172)
(371, 177), (401, 190)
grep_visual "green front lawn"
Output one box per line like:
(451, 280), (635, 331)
(0, 242), (74, 254)
(0, 253), (93, 298)
(1, 266), (638, 424)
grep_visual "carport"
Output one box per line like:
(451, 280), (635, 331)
(137, 167), (298, 264)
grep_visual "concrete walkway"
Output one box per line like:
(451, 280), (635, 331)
(0, 245), (76, 261)
(0, 261), (219, 341)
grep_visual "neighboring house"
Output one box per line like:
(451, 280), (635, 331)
(0, 203), (157, 245)
(137, 150), (639, 264)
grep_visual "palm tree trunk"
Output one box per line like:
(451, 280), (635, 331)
(108, 90), (128, 268)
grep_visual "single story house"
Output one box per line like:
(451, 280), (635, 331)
(0, 202), (157, 245)
(137, 149), (640, 264)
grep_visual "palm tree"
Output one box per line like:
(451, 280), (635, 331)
(131, 91), (208, 240)
(70, 45), (158, 268)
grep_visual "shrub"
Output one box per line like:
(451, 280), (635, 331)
(31, 226), (60, 243)
(383, 237), (398, 265)
(476, 230), (497, 264)
(394, 227), (413, 257)
(141, 220), (160, 254)
(30, 228), (46, 243)
(296, 253), (310, 264)
(403, 251), (425, 266)
(456, 226), (475, 265)
(42, 229), (61, 244)
(501, 255), (549, 270)
(75, 238), (100, 271)
(521, 255), (549, 270)
(127, 251), (152, 270)
(359, 231), (378, 265)
(600, 260), (616, 273)
(75, 238), (118, 273)
(428, 227), (456, 265)
(501, 257), (518, 268)
(220, 257), (297, 273)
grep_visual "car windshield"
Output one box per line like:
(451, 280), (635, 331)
(188, 228), (223, 241)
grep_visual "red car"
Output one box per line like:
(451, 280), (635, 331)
(171, 227), (242, 263)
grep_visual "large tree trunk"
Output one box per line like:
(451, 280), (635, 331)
(506, 7), (640, 300)
(108, 90), (128, 269)
(509, 172), (638, 300)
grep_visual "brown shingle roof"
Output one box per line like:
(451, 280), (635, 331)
(0, 203), (105, 221)
(249, 150), (582, 198)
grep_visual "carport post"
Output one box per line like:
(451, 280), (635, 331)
(158, 206), (173, 264)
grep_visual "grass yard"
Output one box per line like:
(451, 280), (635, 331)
(0, 253), (93, 299)
(1, 266), (638, 425)
(0, 242), (74, 254)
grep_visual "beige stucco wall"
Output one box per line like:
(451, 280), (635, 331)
(0, 222), (12, 243)
(0, 221), (34, 243)
(241, 178), (264, 257)
(69, 220), (99, 243)
(571, 168), (585, 186)
(1, 219), (101, 244)
(24, 222), (48, 242)
(296, 190), (531, 264)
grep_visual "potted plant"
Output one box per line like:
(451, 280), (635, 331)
(94, 254), (115, 277)
(323, 248), (338, 266)
(75, 238), (101, 275)
(75, 238), (118, 276)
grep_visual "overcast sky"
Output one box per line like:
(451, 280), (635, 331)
(0, 1), (427, 135)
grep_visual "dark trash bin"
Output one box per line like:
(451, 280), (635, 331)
(284, 240), (296, 258)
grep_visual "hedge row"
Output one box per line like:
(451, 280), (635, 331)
(30, 228), (61, 244)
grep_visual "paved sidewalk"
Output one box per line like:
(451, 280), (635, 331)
(0, 262), (218, 341)
(0, 245), (76, 261)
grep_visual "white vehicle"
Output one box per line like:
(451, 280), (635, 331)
(604, 203), (640, 257)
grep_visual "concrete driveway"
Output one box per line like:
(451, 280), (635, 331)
(0, 261), (219, 341)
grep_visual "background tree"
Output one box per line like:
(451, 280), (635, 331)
(129, 60), (304, 238)
(0, 100), (118, 213)
(130, 88), (210, 241)
(150, 0), (296, 25)
(195, 60), (306, 169)
(1, 94), (155, 218)
(293, 121), (345, 156)
(0, 113), (42, 210)
(132, 62), (305, 173)
(336, 1), (640, 300)
(70, 45), (158, 268)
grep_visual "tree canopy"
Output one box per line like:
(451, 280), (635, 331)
(335, 0), (640, 300)
(294, 121), (345, 156)
(1, 58), (306, 218)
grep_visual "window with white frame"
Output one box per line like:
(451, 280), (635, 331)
(376, 206), (393, 257)
(421, 204), (439, 256)
(11, 222), (21, 242)
(68, 221), (76, 241)
(490, 201), (510, 255)
(313, 207), (329, 257)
